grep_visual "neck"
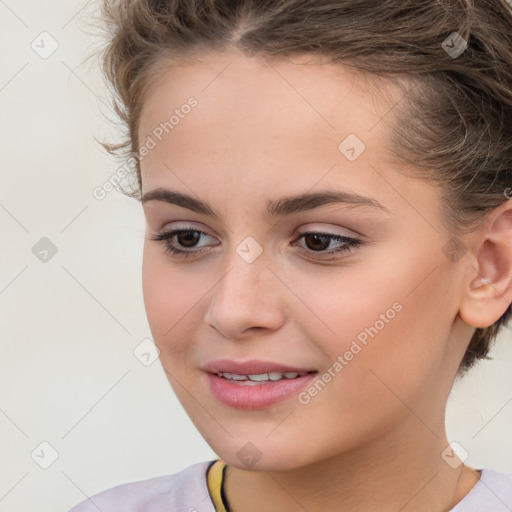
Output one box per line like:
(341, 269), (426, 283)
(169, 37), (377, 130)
(222, 415), (480, 512)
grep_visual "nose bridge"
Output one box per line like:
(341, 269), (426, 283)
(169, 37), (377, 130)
(204, 236), (286, 336)
(219, 237), (272, 303)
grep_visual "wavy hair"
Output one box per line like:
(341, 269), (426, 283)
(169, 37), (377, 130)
(95, 0), (512, 376)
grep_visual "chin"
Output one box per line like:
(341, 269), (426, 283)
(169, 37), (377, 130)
(214, 441), (312, 472)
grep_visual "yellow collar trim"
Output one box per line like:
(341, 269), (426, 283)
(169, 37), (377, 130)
(207, 459), (229, 512)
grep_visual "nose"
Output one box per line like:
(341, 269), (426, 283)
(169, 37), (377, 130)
(203, 246), (287, 339)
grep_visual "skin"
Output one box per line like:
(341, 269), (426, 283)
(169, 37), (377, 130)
(138, 50), (512, 512)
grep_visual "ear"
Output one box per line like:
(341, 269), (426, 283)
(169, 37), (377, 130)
(458, 199), (512, 329)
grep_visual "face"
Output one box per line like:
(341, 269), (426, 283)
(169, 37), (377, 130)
(139, 51), (471, 471)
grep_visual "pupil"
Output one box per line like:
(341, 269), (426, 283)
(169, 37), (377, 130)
(178, 230), (200, 247)
(305, 233), (329, 251)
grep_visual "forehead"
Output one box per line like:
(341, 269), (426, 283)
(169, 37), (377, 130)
(136, 51), (435, 226)
(138, 50), (402, 147)
(139, 52), (402, 164)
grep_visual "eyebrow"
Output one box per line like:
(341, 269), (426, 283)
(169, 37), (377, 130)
(141, 187), (389, 217)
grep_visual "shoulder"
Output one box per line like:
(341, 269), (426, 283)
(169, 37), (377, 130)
(450, 468), (512, 512)
(67, 460), (217, 512)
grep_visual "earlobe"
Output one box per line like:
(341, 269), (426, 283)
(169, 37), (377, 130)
(458, 201), (512, 329)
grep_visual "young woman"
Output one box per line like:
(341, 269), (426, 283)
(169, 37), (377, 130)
(70, 0), (512, 510)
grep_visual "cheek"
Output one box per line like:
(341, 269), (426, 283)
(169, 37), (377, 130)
(294, 252), (452, 408)
(141, 244), (201, 356)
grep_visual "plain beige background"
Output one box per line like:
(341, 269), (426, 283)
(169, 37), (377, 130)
(0, 1), (511, 511)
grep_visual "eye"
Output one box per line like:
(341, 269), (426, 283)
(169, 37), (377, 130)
(149, 228), (218, 258)
(292, 231), (361, 259)
(149, 227), (361, 260)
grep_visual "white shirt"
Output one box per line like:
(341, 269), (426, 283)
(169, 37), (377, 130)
(68, 460), (512, 512)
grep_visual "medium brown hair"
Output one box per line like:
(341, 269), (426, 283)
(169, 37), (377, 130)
(95, 0), (512, 376)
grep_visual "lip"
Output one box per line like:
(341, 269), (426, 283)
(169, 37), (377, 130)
(205, 372), (319, 410)
(201, 358), (318, 375)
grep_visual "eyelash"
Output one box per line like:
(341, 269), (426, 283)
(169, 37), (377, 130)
(150, 227), (361, 260)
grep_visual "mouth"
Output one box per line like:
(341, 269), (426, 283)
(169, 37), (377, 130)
(201, 359), (319, 408)
(202, 358), (318, 376)
(205, 370), (319, 409)
(214, 370), (317, 385)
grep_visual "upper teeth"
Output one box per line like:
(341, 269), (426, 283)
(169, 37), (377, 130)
(218, 371), (308, 381)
